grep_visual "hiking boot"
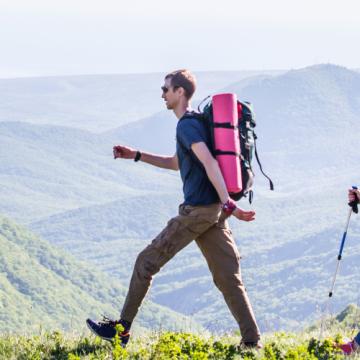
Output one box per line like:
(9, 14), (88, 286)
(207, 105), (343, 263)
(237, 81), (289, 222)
(86, 316), (131, 347)
(336, 339), (357, 356)
(238, 340), (263, 351)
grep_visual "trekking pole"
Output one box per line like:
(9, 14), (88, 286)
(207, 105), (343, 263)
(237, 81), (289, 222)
(319, 186), (359, 339)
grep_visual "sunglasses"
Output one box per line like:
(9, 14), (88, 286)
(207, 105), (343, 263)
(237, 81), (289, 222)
(161, 85), (179, 93)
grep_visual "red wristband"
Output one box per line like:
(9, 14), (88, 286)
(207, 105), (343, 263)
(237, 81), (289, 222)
(222, 199), (237, 215)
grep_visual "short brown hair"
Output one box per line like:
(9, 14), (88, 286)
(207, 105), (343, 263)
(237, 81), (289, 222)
(165, 69), (196, 100)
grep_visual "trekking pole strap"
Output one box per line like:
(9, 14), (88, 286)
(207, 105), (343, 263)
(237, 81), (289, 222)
(254, 137), (274, 191)
(349, 201), (359, 214)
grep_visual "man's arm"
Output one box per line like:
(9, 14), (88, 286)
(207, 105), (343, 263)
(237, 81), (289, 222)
(191, 143), (228, 203)
(113, 145), (179, 171)
(191, 142), (255, 222)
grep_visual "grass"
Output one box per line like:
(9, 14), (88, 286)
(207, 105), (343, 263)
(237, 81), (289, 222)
(1, 272), (359, 360)
(1, 327), (360, 360)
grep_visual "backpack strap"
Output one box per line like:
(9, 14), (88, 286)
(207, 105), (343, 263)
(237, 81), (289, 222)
(253, 133), (274, 191)
(248, 190), (254, 204)
(176, 111), (207, 170)
(213, 123), (238, 129)
(214, 150), (241, 157)
(179, 110), (203, 121)
(197, 95), (211, 112)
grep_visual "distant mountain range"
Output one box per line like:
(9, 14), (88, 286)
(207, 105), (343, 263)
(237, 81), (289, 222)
(1, 64), (360, 333)
(0, 70), (282, 132)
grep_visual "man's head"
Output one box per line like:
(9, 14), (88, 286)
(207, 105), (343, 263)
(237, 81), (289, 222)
(161, 69), (196, 110)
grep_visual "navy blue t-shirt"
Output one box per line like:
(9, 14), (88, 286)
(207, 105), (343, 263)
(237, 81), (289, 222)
(176, 113), (219, 206)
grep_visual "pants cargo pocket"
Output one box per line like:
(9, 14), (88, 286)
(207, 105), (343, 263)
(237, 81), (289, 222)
(152, 218), (183, 255)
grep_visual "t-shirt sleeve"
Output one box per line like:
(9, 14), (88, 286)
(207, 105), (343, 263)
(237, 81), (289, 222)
(177, 119), (205, 150)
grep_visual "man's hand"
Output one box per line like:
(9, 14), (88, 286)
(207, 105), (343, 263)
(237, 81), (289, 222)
(113, 145), (136, 159)
(348, 188), (360, 203)
(232, 208), (256, 222)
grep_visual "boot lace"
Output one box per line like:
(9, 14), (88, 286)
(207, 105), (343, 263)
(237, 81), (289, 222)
(99, 315), (119, 327)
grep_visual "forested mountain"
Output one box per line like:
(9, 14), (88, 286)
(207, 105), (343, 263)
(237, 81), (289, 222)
(0, 215), (202, 333)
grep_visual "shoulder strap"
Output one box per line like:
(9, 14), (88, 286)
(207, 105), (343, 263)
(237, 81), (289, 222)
(197, 96), (211, 112)
(176, 112), (206, 169)
(180, 110), (204, 122)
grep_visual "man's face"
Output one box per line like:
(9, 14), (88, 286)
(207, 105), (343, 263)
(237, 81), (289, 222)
(161, 78), (180, 110)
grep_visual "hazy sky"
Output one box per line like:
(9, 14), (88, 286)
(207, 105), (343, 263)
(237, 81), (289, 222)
(1, 0), (359, 78)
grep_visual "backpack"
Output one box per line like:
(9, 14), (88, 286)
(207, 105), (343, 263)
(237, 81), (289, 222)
(186, 95), (274, 203)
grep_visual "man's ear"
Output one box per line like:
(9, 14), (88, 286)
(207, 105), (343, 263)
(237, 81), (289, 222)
(177, 87), (185, 98)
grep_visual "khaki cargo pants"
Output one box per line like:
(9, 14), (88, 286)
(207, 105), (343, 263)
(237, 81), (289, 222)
(121, 203), (260, 342)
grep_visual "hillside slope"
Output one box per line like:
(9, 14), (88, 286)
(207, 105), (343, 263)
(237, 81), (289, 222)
(0, 215), (202, 333)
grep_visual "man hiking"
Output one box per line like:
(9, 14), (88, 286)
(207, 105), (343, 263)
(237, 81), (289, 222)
(86, 69), (261, 348)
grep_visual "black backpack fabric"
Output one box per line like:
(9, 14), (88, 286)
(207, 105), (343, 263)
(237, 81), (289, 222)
(183, 97), (274, 202)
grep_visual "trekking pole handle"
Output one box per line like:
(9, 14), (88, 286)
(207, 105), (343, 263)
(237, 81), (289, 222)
(348, 186), (359, 214)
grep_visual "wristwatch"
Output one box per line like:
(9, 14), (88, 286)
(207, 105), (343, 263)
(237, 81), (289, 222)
(222, 199), (237, 215)
(134, 151), (142, 162)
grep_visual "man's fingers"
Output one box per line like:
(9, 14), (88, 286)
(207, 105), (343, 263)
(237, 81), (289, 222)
(239, 210), (255, 218)
(113, 146), (124, 158)
(232, 208), (256, 222)
(244, 213), (256, 221)
(348, 191), (357, 201)
(240, 216), (255, 222)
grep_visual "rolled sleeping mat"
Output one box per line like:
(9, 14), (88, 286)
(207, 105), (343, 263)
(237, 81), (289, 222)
(212, 93), (242, 194)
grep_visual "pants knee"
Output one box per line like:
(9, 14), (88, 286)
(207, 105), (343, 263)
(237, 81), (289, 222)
(213, 273), (244, 294)
(134, 249), (160, 280)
